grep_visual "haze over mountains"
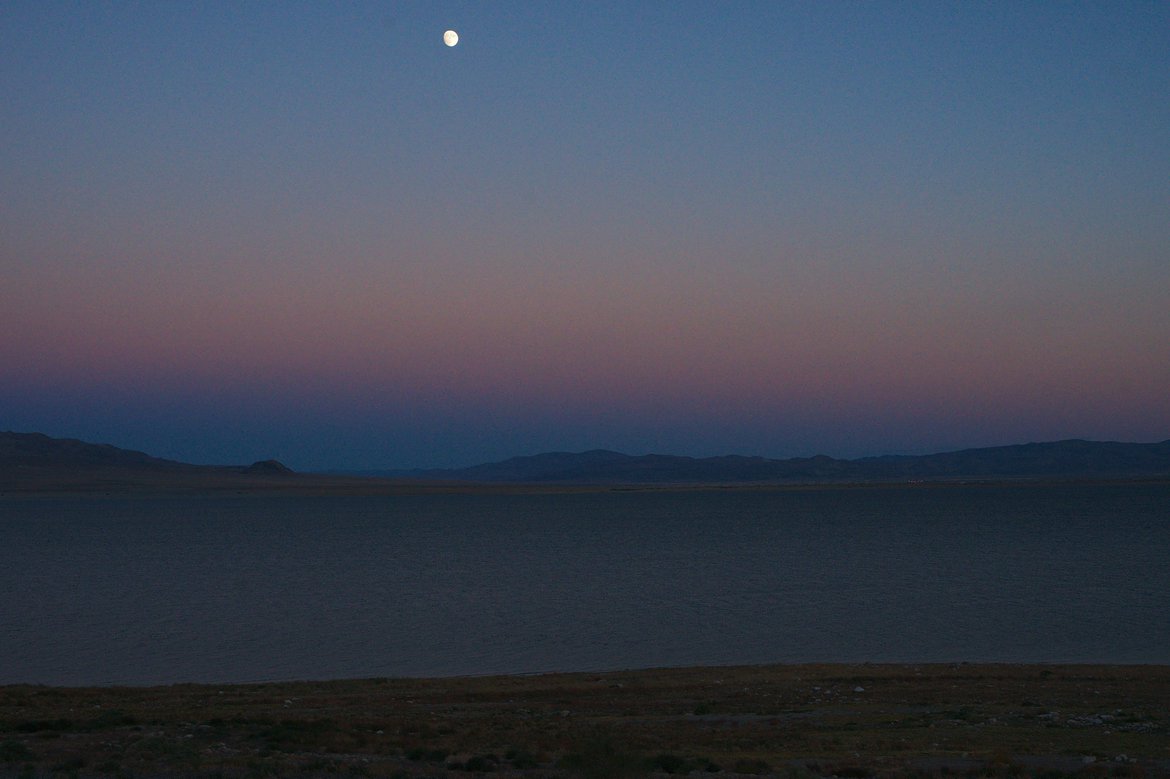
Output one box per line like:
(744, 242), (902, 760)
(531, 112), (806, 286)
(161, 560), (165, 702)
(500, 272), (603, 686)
(3, 431), (1169, 492)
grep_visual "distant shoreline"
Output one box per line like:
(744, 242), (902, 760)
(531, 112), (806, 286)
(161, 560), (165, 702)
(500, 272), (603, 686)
(4, 471), (1170, 497)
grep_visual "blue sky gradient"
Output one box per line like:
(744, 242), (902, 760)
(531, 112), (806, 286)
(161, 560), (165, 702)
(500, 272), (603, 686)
(3, 2), (1168, 469)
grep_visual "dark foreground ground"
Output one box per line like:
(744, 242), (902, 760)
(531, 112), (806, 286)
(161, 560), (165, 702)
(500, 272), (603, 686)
(2, 664), (1168, 778)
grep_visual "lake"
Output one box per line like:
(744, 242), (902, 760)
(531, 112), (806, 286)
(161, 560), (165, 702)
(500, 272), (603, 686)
(1, 483), (1167, 686)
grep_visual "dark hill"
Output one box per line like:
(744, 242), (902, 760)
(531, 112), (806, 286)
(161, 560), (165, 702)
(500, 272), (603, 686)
(0, 431), (187, 470)
(856, 439), (1170, 480)
(0, 431), (297, 492)
(243, 459), (294, 475)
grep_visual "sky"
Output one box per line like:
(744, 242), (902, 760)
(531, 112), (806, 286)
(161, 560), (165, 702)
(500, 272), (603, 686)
(2, 1), (1169, 470)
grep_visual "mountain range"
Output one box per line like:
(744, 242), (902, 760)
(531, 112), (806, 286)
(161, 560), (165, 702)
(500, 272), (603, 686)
(3, 431), (1169, 491)
(365, 438), (1170, 484)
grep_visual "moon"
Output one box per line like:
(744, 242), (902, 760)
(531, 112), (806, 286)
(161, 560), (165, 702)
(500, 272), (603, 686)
(443, 29), (459, 47)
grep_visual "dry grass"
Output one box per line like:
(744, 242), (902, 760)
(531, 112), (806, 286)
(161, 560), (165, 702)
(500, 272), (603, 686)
(2, 664), (1168, 777)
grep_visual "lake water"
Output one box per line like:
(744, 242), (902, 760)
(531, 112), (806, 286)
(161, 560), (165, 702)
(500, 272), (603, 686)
(2, 483), (1168, 686)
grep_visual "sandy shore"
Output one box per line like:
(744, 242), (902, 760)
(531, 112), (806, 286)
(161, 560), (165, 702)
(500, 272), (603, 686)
(2, 663), (1168, 777)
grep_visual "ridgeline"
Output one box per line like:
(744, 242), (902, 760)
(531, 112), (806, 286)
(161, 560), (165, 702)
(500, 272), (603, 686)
(3, 431), (1169, 493)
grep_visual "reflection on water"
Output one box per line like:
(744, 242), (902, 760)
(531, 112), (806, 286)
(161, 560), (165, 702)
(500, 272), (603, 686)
(2, 484), (1168, 685)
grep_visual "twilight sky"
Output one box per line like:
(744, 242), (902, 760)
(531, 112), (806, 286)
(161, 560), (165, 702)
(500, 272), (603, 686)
(3, 2), (1168, 470)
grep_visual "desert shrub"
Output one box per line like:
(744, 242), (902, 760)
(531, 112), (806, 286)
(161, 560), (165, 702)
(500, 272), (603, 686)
(95, 757), (125, 775)
(733, 757), (772, 775)
(0, 740), (33, 762)
(780, 765), (820, 779)
(51, 755), (87, 774)
(245, 757), (280, 778)
(560, 730), (646, 779)
(463, 753), (498, 772)
(407, 746), (449, 762)
(650, 752), (692, 773)
(12, 719), (73, 733)
(86, 709), (137, 730)
(505, 747), (539, 768)
(696, 756), (722, 772)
